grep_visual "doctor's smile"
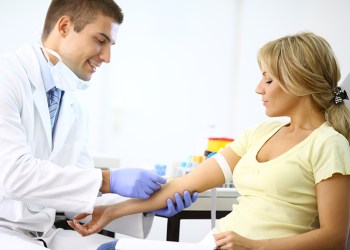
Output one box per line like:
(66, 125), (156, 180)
(87, 60), (101, 73)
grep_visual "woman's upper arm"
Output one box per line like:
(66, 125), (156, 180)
(316, 173), (350, 243)
(181, 147), (241, 192)
(221, 146), (241, 173)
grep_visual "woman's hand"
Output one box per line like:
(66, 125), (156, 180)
(214, 231), (256, 250)
(67, 205), (115, 236)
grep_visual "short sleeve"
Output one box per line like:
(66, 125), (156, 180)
(313, 134), (350, 184)
(228, 121), (283, 157)
(228, 131), (249, 157)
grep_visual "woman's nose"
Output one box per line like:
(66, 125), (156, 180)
(255, 79), (265, 95)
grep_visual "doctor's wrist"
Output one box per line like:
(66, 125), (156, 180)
(100, 170), (111, 194)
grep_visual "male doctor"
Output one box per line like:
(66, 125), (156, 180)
(0, 0), (197, 249)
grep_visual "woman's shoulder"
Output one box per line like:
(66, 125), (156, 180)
(313, 122), (349, 146)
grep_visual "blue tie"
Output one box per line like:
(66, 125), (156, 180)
(48, 87), (62, 129)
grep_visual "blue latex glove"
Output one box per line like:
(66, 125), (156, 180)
(110, 168), (166, 199)
(96, 240), (117, 250)
(153, 190), (199, 217)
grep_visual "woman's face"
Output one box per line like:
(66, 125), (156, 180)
(255, 63), (303, 117)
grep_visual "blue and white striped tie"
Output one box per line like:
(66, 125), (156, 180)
(48, 87), (62, 129)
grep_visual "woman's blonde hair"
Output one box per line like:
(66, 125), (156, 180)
(258, 32), (350, 143)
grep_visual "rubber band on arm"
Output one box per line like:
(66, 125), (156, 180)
(212, 153), (233, 183)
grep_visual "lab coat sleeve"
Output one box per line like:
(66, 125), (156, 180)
(0, 152), (102, 214)
(0, 56), (101, 214)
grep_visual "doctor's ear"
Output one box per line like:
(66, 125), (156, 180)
(56, 16), (73, 37)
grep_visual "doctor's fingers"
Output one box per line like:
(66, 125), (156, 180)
(174, 193), (184, 211)
(183, 190), (198, 207)
(137, 177), (167, 199)
(136, 185), (151, 199)
(139, 182), (161, 198)
(149, 174), (167, 185)
(145, 180), (163, 192)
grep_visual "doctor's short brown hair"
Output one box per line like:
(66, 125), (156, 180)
(42, 0), (124, 41)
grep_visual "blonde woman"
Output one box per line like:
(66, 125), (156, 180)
(71, 32), (350, 250)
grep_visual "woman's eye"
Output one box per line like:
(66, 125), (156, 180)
(266, 80), (272, 84)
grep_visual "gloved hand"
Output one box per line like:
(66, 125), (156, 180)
(153, 190), (199, 217)
(110, 168), (166, 199)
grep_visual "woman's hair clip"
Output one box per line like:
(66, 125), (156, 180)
(334, 87), (349, 105)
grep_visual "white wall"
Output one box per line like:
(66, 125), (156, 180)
(81, 0), (239, 169)
(0, 0), (49, 53)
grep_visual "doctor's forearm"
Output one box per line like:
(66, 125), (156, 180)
(99, 170), (110, 193)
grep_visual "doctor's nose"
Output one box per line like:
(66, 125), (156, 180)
(99, 46), (111, 63)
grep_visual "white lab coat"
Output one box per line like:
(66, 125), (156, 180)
(0, 44), (152, 240)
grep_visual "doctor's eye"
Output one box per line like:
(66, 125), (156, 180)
(96, 38), (106, 45)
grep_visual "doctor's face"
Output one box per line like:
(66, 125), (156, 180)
(60, 14), (119, 81)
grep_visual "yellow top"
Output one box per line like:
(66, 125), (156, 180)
(214, 121), (350, 239)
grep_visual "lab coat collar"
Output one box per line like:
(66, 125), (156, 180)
(15, 44), (78, 153)
(16, 44), (52, 149)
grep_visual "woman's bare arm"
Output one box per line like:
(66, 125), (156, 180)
(69, 147), (240, 235)
(112, 147), (240, 215)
